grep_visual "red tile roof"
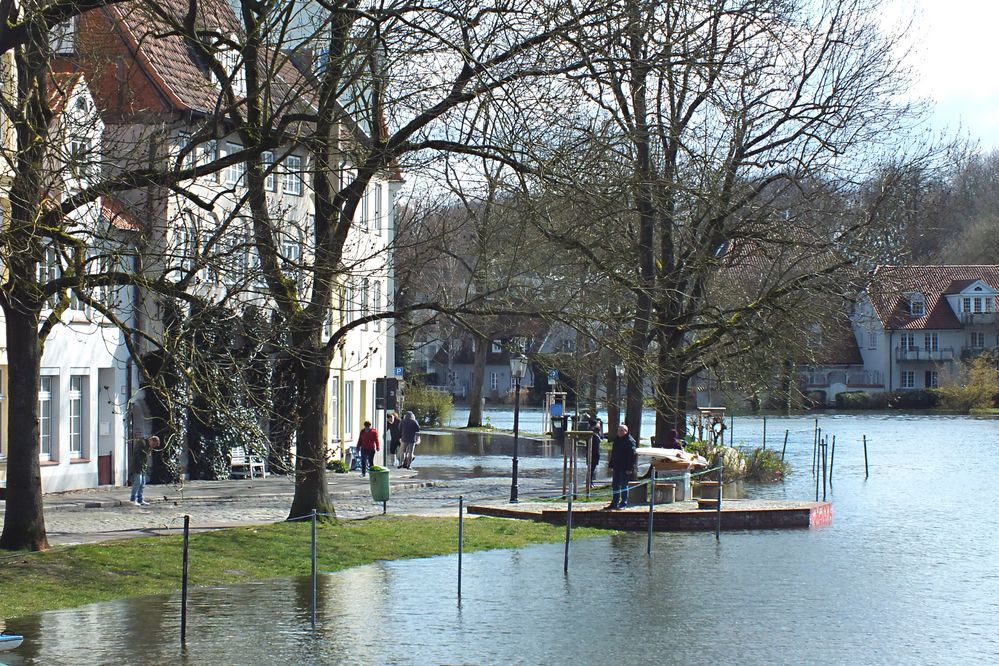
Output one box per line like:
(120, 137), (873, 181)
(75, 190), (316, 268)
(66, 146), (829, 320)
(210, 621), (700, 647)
(102, 197), (142, 231)
(868, 265), (999, 330)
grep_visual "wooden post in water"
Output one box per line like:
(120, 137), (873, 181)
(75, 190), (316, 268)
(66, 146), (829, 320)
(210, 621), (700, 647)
(181, 514), (190, 645)
(729, 413), (734, 446)
(311, 509), (317, 630)
(815, 441), (821, 501)
(863, 435), (869, 479)
(813, 427), (821, 476)
(762, 416), (767, 449)
(812, 420), (818, 473)
(781, 430), (789, 462)
(458, 496), (463, 601)
(564, 488), (573, 574)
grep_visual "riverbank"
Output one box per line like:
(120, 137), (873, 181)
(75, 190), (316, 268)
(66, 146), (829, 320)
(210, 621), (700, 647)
(0, 515), (602, 619)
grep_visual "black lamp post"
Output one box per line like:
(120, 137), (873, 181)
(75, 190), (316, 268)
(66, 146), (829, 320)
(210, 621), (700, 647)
(509, 353), (528, 503)
(613, 361), (626, 430)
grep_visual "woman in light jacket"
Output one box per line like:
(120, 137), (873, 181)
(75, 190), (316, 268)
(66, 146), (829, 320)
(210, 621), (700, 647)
(400, 411), (421, 469)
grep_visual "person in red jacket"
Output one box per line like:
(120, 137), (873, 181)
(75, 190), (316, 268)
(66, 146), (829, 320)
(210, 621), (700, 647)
(356, 421), (381, 476)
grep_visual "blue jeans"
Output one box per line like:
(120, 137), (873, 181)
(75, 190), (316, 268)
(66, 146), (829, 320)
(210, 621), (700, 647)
(130, 473), (146, 503)
(360, 449), (375, 476)
(611, 468), (630, 507)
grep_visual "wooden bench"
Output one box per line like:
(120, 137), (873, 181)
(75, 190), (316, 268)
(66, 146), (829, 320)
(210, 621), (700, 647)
(230, 446), (266, 479)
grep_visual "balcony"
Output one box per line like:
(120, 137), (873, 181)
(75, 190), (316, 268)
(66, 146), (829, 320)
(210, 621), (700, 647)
(895, 346), (955, 362)
(802, 370), (883, 388)
(961, 312), (999, 326)
(961, 346), (999, 362)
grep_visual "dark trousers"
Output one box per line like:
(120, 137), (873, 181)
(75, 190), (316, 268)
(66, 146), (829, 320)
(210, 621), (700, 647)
(360, 449), (376, 476)
(611, 467), (630, 507)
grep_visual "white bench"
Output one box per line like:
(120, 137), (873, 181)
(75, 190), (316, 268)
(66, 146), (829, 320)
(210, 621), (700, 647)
(230, 446), (266, 478)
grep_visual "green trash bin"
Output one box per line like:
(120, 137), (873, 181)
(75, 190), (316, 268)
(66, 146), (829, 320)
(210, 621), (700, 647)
(369, 467), (390, 502)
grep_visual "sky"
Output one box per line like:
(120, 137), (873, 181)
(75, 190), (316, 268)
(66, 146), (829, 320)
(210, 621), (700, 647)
(903, 1), (999, 150)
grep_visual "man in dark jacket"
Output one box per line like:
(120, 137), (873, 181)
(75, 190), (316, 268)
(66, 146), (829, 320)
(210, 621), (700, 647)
(607, 424), (637, 510)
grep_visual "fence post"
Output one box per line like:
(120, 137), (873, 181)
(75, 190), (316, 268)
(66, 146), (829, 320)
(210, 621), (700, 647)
(564, 490), (573, 574)
(762, 416), (767, 449)
(781, 430), (789, 462)
(863, 435), (869, 479)
(181, 514), (190, 645)
(830, 435), (836, 481)
(458, 496), (464, 601)
(647, 470), (656, 556)
(311, 509), (317, 630)
(715, 462), (723, 541)
(821, 437), (828, 502)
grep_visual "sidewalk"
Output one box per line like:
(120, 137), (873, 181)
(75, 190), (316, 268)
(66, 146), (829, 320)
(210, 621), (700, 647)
(2, 469), (448, 547)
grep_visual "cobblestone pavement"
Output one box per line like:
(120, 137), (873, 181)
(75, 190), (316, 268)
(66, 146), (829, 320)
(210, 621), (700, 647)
(2, 471), (568, 547)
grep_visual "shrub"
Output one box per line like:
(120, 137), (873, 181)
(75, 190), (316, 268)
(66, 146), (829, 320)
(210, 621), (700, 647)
(934, 354), (999, 413)
(327, 457), (349, 474)
(404, 384), (454, 427)
(885, 389), (937, 409)
(744, 447), (789, 482)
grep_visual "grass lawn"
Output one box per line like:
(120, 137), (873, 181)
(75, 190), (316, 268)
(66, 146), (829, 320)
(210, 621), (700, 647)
(0, 515), (605, 619)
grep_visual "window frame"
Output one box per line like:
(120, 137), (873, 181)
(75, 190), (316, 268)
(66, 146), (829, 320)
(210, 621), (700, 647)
(900, 370), (915, 389)
(39, 376), (55, 460)
(282, 155), (303, 196)
(68, 375), (86, 458)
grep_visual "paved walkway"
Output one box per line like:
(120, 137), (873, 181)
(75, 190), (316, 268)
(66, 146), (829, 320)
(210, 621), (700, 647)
(1, 470), (565, 547)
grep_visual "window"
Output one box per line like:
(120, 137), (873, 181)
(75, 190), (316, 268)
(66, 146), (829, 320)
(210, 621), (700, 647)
(866, 332), (877, 350)
(225, 142), (244, 185)
(925, 370), (938, 389)
(38, 245), (60, 308)
(971, 332), (985, 348)
(281, 236), (301, 282)
(923, 333), (938, 352)
(39, 377), (54, 460)
(176, 133), (194, 170)
(216, 36), (246, 98)
(344, 281), (355, 321)
(50, 17), (77, 54)
(69, 138), (93, 182)
(909, 294), (925, 317)
(901, 371), (915, 389)
(345, 381), (354, 437)
(492, 340), (503, 353)
(202, 140), (219, 183)
(283, 155), (303, 195)
(373, 183), (383, 235)
(963, 297), (972, 313)
(361, 278), (369, 330)
(900, 332), (916, 351)
(974, 297), (984, 314)
(490, 371), (498, 390)
(358, 190), (370, 231)
(329, 378), (339, 438)
(262, 151), (275, 192)
(372, 280), (381, 331)
(69, 375), (86, 458)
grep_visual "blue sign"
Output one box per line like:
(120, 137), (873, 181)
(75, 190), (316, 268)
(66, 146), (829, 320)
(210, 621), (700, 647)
(394, 367), (404, 377)
(547, 369), (558, 381)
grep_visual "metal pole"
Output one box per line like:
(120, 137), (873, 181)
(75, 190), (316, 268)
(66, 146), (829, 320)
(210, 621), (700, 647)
(586, 435), (592, 498)
(715, 461), (723, 541)
(812, 419), (818, 473)
(821, 437), (828, 501)
(571, 436), (578, 500)
(311, 509), (317, 630)
(458, 496), (463, 600)
(729, 413), (733, 446)
(647, 469), (656, 555)
(781, 429), (789, 462)
(510, 379), (521, 503)
(762, 416), (767, 449)
(815, 441), (821, 501)
(181, 514), (190, 645)
(563, 488), (572, 574)
(813, 427), (820, 476)
(863, 435), (869, 479)
(830, 435), (836, 481)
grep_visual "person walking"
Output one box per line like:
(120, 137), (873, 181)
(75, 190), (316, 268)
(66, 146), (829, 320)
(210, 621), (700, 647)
(130, 435), (160, 506)
(387, 412), (404, 468)
(356, 421), (380, 476)
(400, 411), (421, 469)
(606, 424), (637, 510)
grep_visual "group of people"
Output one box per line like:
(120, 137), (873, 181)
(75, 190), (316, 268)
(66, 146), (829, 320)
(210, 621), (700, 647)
(354, 411), (422, 475)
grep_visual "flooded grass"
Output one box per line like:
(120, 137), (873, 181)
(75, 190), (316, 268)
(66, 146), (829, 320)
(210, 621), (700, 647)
(0, 516), (603, 619)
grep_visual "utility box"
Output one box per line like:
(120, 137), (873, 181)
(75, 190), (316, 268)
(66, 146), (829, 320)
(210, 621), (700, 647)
(375, 378), (401, 411)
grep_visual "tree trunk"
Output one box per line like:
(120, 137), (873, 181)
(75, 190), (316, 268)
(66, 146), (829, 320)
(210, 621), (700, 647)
(0, 305), (49, 551)
(466, 334), (488, 427)
(288, 343), (335, 520)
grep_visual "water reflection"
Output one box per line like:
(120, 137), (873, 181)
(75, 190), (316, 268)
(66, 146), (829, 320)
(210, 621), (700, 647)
(6, 414), (999, 663)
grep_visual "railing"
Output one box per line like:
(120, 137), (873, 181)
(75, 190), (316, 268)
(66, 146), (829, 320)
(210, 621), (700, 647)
(895, 346), (955, 362)
(961, 346), (999, 361)
(802, 370), (883, 387)
(961, 312), (998, 326)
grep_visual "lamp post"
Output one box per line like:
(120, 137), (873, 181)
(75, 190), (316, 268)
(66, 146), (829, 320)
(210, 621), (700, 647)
(509, 354), (528, 503)
(613, 362), (626, 431)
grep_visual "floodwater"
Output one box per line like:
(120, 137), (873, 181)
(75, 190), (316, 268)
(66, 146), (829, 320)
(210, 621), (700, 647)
(5, 413), (999, 664)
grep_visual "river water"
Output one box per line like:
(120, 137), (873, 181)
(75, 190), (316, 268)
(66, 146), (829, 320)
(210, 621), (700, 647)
(5, 413), (999, 664)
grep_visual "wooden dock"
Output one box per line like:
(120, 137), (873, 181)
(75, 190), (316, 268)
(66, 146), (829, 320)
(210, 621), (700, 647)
(467, 498), (832, 531)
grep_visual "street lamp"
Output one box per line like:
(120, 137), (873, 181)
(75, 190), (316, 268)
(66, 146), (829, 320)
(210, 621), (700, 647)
(509, 353), (528, 503)
(613, 361), (626, 430)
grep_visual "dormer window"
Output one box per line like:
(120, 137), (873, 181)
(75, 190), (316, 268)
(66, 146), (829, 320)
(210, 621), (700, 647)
(50, 17), (77, 55)
(215, 36), (246, 99)
(908, 293), (925, 317)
